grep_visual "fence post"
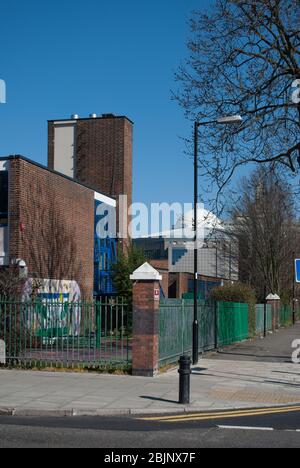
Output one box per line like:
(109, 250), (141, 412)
(130, 263), (162, 377)
(266, 294), (280, 331)
(263, 285), (267, 338)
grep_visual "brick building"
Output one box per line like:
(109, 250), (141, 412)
(0, 155), (117, 299)
(0, 113), (133, 299)
(48, 114), (133, 235)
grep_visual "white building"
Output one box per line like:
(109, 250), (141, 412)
(166, 207), (238, 280)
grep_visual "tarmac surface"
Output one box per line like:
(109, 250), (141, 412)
(2, 408), (300, 447)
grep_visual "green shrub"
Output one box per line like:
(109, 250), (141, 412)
(212, 282), (256, 337)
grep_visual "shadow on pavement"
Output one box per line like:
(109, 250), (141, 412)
(213, 351), (290, 361)
(140, 396), (178, 405)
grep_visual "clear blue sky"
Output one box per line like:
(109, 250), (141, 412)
(0, 0), (212, 207)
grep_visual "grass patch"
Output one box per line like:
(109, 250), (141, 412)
(0, 362), (132, 375)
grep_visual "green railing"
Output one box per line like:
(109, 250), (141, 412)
(217, 301), (249, 346)
(255, 304), (272, 334)
(158, 299), (216, 366)
(0, 298), (131, 369)
(159, 298), (298, 367)
(159, 299), (250, 366)
(280, 304), (293, 326)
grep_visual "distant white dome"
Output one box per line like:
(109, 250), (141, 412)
(175, 207), (222, 231)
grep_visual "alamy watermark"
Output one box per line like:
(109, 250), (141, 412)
(291, 79), (300, 104)
(0, 79), (6, 104)
(291, 339), (300, 364)
(95, 195), (207, 250)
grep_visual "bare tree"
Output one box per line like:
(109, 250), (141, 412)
(229, 167), (299, 301)
(174, 0), (300, 211)
(21, 180), (84, 296)
(0, 266), (25, 298)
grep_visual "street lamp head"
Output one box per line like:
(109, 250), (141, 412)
(217, 115), (243, 125)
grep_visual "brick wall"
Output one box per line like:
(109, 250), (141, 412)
(48, 116), (133, 240)
(8, 158), (95, 299)
(132, 280), (160, 377)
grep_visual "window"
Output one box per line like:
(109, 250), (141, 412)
(172, 248), (188, 265)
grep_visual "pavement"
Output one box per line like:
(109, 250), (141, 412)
(0, 324), (300, 417)
(206, 321), (300, 363)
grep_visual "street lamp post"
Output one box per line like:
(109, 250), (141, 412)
(192, 122), (200, 365)
(192, 115), (242, 366)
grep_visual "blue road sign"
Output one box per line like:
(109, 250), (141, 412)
(295, 259), (300, 283)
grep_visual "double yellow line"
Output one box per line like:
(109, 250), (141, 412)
(140, 405), (300, 423)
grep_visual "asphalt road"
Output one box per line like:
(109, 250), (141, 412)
(1, 407), (300, 448)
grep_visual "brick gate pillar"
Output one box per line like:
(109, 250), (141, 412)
(130, 262), (162, 377)
(266, 294), (281, 331)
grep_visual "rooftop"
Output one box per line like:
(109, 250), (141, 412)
(48, 114), (134, 125)
(0, 154), (116, 202)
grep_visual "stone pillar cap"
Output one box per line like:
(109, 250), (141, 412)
(130, 262), (162, 281)
(266, 293), (280, 300)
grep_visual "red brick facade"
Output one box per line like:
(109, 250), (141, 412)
(48, 115), (133, 239)
(7, 157), (95, 299)
(132, 280), (160, 377)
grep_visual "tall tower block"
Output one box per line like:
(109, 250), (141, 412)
(48, 113), (133, 238)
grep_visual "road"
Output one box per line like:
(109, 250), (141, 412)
(1, 406), (300, 448)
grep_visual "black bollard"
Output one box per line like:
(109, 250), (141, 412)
(178, 355), (191, 404)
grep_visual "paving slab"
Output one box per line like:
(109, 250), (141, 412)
(1, 325), (300, 416)
(0, 355), (300, 416)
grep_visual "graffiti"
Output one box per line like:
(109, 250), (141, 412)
(22, 279), (81, 337)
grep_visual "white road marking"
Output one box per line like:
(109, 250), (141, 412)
(218, 425), (274, 431)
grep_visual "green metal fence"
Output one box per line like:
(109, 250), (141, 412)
(159, 298), (298, 367)
(279, 304), (293, 326)
(159, 299), (216, 365)
(217, 302), (249, 346)
(0, 298), (131, 369)
(159, 299), (250, 366)
(255, 304), (272, 334)
(158, 299), (216, 366)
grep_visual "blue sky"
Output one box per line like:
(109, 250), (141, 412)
(0, 0), (212, 207)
